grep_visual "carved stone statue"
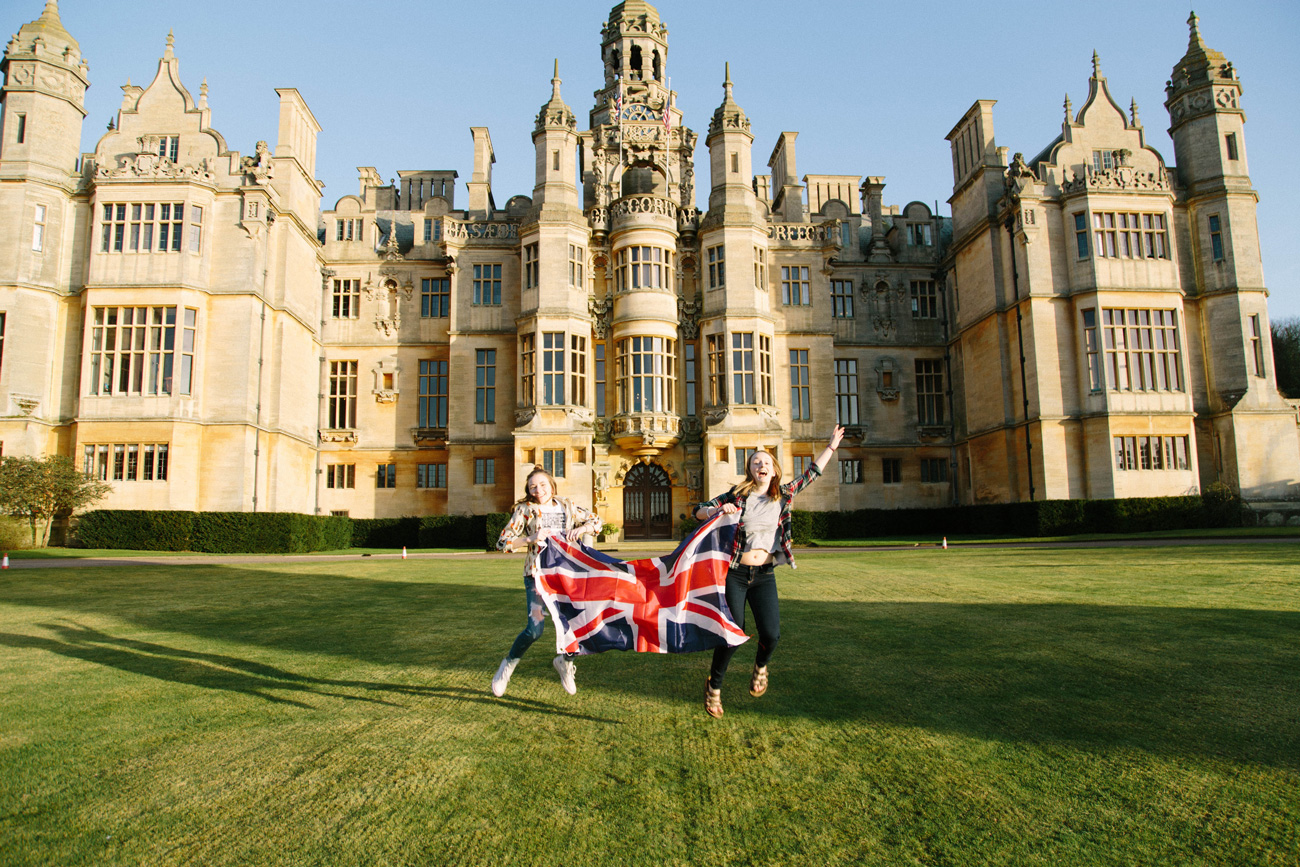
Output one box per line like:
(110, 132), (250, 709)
(241, 140), (274, 185)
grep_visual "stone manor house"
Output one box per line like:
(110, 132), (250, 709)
(2, 0), (1297, 537)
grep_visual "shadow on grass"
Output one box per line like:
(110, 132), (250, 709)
(0, 621), (615, 722)
(1, 563), (1297, 767)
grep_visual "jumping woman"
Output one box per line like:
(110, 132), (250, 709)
(492, 467), (603, 697)
(694, 425), (845, 718)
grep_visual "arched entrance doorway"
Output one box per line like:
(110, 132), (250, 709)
(622, 462), (672, 539)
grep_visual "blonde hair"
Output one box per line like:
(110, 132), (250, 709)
(732, 450), (782, 500)
(512, 467), (560, 510)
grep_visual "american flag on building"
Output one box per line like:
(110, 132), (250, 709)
(534, 512), (747, 655)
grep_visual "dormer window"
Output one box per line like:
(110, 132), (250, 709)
(157, 136), (179, 162)
(336, 218), (363, 242)
(907, 223), (932, 246)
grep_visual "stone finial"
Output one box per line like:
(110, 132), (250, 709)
(708, 61), (749, 139)
(1188, 10), (1205, 50)
(1130, 98), (1140, 126)
(164, 29), (174, 59)
(551, 58), (562, 99)
(199, 77), (209, 109)
(1092, 50), (1102, 79)
(1064, 93), (1072, 124)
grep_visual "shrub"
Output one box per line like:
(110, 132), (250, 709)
(75, 510), (194, 550)
(677, 515), (700, 539)
(352, 517), (420, 548)
(484, 513), (510, 549)
(0, 516), (35, 550)
(419, 514), (487, 549)
(71, 510), (350, 553)
(1203, 482), (1243, 528)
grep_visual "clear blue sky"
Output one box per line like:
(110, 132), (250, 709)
(20, 0), (1300, 321)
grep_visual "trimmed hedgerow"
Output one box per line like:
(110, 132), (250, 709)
(351, 517), (420, 549)
(791, 493), (1232, 543)
(74, 510), (195, 551)
(72, 510), (351, 553)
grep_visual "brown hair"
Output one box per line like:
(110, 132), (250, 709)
(512, 467), (560, 510)
(732, 450), (782, 500)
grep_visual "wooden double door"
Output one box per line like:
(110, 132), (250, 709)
(622, 463), (673, 539)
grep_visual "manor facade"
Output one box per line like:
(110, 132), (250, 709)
(1, 1), (1295, 536)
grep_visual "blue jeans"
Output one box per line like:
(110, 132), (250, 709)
(709, 563), (780, 688)
(507, 573), (575, 662)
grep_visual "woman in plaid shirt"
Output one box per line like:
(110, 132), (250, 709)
(694, 425), (845, 718)
(491, 468), (603, 698)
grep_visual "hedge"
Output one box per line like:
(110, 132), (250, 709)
(73, 510), (352, 553)
(351, 513), (511, 549)
(790, 492), (1241, 544)
(75, 510), (195, 551)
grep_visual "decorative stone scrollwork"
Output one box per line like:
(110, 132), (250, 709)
(589, 294), (614, 338)
(514, 408), (536, 426)
(677, 208), (701, 233)
(319, 430), (359, 444)
(677, 296), (701, 339)
(535, 107), (577, 130)
(371, 358), (400, 402)
(917, 425), (952, 440)
(1062, 164), (1170, 194)
(875, 357), (901, 401)
(413, 428), (448, 446)
(11, 394), (40, 417)
(97, 152), (217, 184)
(703, 407), (729, 427)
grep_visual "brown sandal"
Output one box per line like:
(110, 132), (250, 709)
(705, 678), (724, 719)
(749, 665), (768, 698)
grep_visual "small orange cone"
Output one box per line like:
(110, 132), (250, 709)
(1, 553), (7, 569)
(942, 537), (948, 550)
(402, 546), (408, 560)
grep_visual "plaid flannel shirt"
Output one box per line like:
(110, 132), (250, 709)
(496, 496), (603, 578)
(695, 463), (822, 569)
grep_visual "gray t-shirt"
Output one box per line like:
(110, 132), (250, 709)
(743, 492), (781, 553)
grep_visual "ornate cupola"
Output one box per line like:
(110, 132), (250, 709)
(705, 62), (755, 211)
(532, 60), (579, 212)
(0, 0), (90, 174)
(1164, 11), (1247, 189)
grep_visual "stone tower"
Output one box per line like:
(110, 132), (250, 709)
(0, 0), (89, 456)
(1165, 12), (1298, 498)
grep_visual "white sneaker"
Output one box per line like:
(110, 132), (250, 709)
(491, 657), (519, 697)
(552, 655), (577, 695)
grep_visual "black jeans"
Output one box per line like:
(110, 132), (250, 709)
(709, 563), (780, 689)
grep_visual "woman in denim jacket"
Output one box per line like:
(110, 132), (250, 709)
(694, 425), (845, 718)
(491, 468), (603, 698)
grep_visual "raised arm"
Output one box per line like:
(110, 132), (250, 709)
(783, 425), (846, 498)
(813, 425), (846, 473)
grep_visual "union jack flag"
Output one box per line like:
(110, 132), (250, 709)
(534, 512), (748, 655)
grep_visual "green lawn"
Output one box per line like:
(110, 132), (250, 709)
(1, 545), (1297, 866)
